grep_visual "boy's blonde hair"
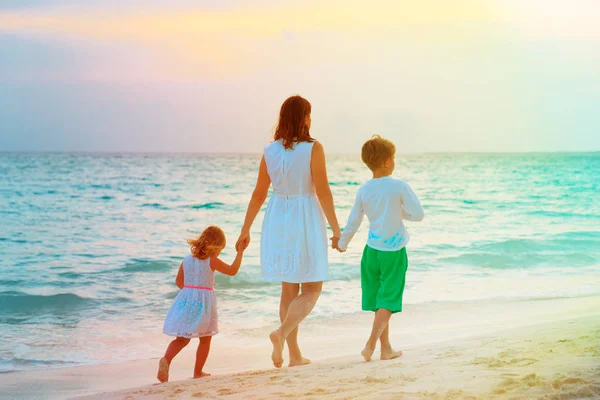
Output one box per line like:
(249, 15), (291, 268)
(187, 226), (226, 260)
(361, 135), (396, 171)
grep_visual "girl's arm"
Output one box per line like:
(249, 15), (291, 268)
(210, 251), (244, 277)
(311, 142), (342, 238)
(236, 156), (271, 251)
(175, 263), (184, 289)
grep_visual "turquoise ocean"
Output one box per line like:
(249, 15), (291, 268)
(0, 153), (598, 373)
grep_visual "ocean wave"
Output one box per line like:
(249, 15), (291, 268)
(187, 202), (225, 209)
(439, 252), (597, 269)
(329, 181), (362, 186)
(431, 232), (600, 255)
(57, 272), (84, 279)
(0, 357), (78, 373)
(0, 292), (92, 315)
(141, 203), (169, 210)
(527, 210), (599, 219)
(118, 259), (176, 273)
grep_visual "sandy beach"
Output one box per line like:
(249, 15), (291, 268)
(2, 294), (598, 400)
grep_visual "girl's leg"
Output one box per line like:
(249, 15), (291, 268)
(280, 283), (309, 367)
(270, 281), (322, 368)
(158, 337), (191, 382)
(362, 308), (392, 361)
(164, 337), (191, 362)
(379, 322), (403, 360)
(193, 336), (212, 378)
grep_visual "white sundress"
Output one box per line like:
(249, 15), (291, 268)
(261, 140), (329, 283)
(163, 255), (218, 338)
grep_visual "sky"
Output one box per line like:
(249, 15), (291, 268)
(1, 0), (599, 153)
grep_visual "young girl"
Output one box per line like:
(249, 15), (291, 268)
(157, 226), (244, 383)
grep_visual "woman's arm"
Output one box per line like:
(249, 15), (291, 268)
(175, 263), (184, 289)
(210, 251), (244, 276)
(236, 156), (271, 251)
(311, 142), (342, 238)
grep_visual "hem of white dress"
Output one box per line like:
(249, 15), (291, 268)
(262, 275), (329, 283)
(163, 330), (218, 338)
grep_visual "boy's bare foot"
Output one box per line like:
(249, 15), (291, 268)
(157, 357), (169, 383)
(289, 357), (311, 367)
(193, 372), (211, 378)
(381, 349), (403, 360)
(361, 346), (375, 362)
(269, 330), (284, 368)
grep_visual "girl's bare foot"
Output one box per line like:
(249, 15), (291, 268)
(381, 348), (403, 360)
(193, 372), (211, 378)
(289, 357), (311, 367)
(361, 346), (375, 362)
(157, 357), (170, 383)
(269, 330), (285, 368)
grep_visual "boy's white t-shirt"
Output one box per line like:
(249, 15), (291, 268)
(338, 176), (424, 252)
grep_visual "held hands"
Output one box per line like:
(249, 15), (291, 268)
(330, 235), (345, 253)
(235, 230), (250, 253)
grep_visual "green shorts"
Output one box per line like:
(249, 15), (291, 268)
(360, 245), (408, 313)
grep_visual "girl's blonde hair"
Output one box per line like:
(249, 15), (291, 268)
(187, 226), (226, 260)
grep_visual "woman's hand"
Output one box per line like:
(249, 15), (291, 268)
(236, 231), (251, 252)
(237, 156), (271, 253)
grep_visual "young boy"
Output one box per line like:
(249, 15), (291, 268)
(333, 135), (424, 362)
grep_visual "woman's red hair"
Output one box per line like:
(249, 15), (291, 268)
(274, 95), (314, 149)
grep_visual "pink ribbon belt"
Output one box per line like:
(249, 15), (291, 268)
(183, 285), (214, 291)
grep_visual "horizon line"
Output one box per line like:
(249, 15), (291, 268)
(0, 150), (598, 156)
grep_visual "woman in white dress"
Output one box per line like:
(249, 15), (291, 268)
(236, 95), (341, 368)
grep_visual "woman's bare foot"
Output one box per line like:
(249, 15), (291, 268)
(193, 372), (211, 378)
(381, 348), (403, 360)
(269, 330), (285, 368)
(157, 357), (169, 383)
(289, 357), (311, 367)
(361, 346), (375, 362)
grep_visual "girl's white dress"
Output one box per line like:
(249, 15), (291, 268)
(163, 255), (218, 338)
(261, 140), (329, 283)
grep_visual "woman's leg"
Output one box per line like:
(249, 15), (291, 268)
(270, 281), (323, 368)
(193, 336), (212, 378)
(280, 282), (310, 366)
(158, 337), (191, 382)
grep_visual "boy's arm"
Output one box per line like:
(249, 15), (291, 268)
(210, 251), (244, 277)
(401, 183), (424, 221)
(337, 190), (365, 251)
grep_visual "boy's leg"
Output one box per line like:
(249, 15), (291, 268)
(193, 336), (212, 378)
(380, 324), (403, 360)
(362, 308), (392, 361)
(158, 337), (191, 382)
(360, 245), (381, 361)
(376, 247), (408, 360)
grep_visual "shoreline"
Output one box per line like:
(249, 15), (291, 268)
(1, 295), (599, 399)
